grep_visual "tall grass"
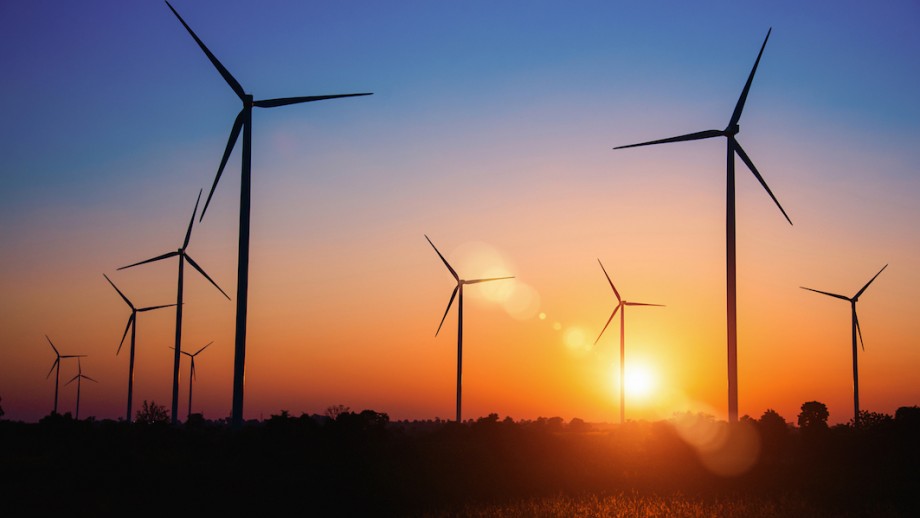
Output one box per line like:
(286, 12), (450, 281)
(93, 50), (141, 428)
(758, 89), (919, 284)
(424, 491), (903, 518)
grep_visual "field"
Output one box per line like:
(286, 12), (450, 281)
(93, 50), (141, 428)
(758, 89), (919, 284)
(1, 410), (917, 516)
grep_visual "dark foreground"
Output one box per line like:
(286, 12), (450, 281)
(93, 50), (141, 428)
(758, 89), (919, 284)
(2, 410), (918, 516)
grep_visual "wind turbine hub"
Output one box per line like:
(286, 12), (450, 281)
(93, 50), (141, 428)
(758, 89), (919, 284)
(726, 123), (740, 135)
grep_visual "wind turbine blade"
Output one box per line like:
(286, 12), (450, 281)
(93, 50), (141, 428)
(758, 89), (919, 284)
(65, 374), (80, 386)
(60, 355), (87, 359)
(117, 251), (180, 270)
(614, 129), (724, 150)
(595, 305), (621, 345)
(425, 235), (459, 282)
(165, 1), (246, 100)
(465, 276), (515, 284)
(253, 93), (373, 108)
(103, 274), (134, 309)
(45, 335), (59, 356)
(855, 311), (865, 351)
(183, 189), (203, 249)
(624, 302), (665, 307)
(184, 254), (231, 300)
(436, 285), (459, 337)
(729, 28), (771, 127)
(597, 259), (621, 303)
(855, 264), (888, 299)
(84, 375), (99, 383)
(46, 359), (59, 379)
(800, 286), (850, 301)
(201, 110), (244, 222)
(117, 314), (135, 355)
(191, 361), (197, 381)
(734, 140), (792, 225)
(138, 303), (178, 312)
(172, 346), (193, 357)
(193, 341), (214, 356)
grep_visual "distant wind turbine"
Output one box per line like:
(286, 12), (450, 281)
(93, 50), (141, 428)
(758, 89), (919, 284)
(104, 274), (175, 422)
(118, 189), (229, 424)
(64, 358), (97, 420)
(426, 235), (514, 423)
(594, 260), (664, 424)
(165, 1), (373, 427)
(801, 264), (888, 428)
(614, 28), (792, 422)
(172, 341), (213, 419)
(44, 335), (85, 415)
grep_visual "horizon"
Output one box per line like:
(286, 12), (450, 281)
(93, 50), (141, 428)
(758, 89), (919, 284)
(1, 1), (919, 425)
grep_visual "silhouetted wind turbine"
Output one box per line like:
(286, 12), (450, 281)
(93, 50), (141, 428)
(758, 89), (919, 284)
(426, 235), (514, 423)
(165, 1), (373, 427)
(118, 189), (229, 424)
(172, 341), (213, 419)
(594, 260), (664, 424)
(614, 28), (791, 422)
(64, 358), (97, 420)
(45, 335), (85, 415)
(801, 264), (887, 428)
(104, 274), (175, 422)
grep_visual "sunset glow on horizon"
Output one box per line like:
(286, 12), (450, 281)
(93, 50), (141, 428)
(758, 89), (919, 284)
(1, 1), (919, 426)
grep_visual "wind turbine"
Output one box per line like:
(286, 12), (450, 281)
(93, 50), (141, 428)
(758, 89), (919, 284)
(118, 189), (229, 424)
(426, 235), (514, 423)
(44, 335), (85, 415)
(613, 28), (792, 422)
(104, 274), (175, 422)
(594, 260), (664, 424)
(801, 264), (887, 428)
(172, 341), (213, 419)
(64, 358), (97, 420)
(164, 1), (373, 427)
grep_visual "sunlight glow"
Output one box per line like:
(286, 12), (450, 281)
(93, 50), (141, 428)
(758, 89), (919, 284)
(624, 363), (656, 399)
(563, 327), (591, 355)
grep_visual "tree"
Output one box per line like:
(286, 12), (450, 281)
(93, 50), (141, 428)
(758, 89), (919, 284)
(325, 404), (350, 420)
(0, 396), (4, 420)
(851, 410), (893, 430)
(759, 409), (788, 432)
(895, 406), (920, 426)
(135, 400), (170, 425)
(797, 401), (829, 431)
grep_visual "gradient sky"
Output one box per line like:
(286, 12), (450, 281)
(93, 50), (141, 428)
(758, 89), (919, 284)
(1, 1), (918, 424)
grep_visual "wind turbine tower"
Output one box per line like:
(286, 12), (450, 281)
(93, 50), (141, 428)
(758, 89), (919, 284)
(614, 29), (792, 422)
(594, 260), (663, 424)
(426, 235), (513, 423)
(801, 264), (888, 428)
(165, 1), (373, 426)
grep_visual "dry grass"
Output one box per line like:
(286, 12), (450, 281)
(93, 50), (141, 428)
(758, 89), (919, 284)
(423, 491), (903, 518)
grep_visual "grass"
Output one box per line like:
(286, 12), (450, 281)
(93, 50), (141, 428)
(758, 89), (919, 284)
(423, 491), (905, 518)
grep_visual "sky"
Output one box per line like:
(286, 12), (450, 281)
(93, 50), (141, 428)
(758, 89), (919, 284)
(1, 0), (918, 425)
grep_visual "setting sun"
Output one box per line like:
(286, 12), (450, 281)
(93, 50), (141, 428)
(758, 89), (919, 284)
(624, 363), (656, 400)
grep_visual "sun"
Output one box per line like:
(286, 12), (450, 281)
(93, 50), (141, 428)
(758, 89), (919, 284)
(624, 363), (656, 399)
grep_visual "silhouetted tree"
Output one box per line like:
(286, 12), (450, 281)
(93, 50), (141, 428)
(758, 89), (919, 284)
(325, 404), (350, 420)
(851, 410), (893, 430)
(568, 417), (589, 433)
(476, 413), (500, 425)
(757, 409), (790, 459)
(797, 401), (829, 431)
(0, 396), (4, 420)
(758, 409), (788, 431)
(895, 406), (920, 427)
(135, 400), (169, 425)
